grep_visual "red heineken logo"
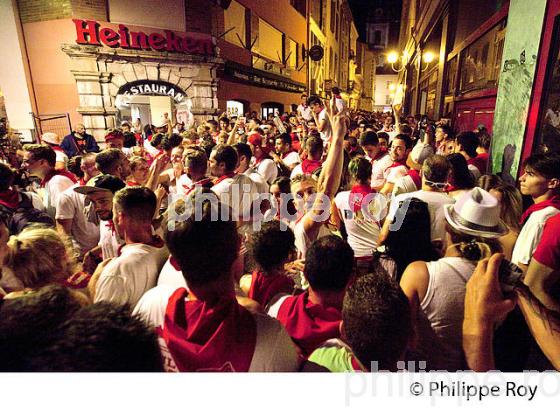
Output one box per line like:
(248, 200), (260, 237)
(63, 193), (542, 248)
(73, 19), (215, 56)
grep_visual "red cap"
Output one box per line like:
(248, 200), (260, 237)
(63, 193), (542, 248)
(247, 132), (262, 146)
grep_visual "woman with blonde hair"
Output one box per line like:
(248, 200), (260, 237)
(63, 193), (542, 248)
(400, 188), (506, 370)
(2, 227), (88, 298)
(478, 176), (522, 259)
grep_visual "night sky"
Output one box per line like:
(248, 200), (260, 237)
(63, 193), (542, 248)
(348, 0), (403, 41)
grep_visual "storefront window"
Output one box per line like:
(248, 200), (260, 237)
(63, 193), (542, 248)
(459, 20), (507, 94)
(419, 69), (438, 119)
(262, 102), (283, 119)
(223, 0), (247, 47)
(535, 16), (560, 153)
(445, 56), (458, 95)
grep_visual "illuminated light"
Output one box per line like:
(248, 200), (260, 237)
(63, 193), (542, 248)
(389, 83), (396, 91)
(423, 51), (435, 64)
(389, 93), (395, 98)
(387, 51), (399, 64)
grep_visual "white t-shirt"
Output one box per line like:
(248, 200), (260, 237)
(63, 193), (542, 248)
(334, 191), (380, 257)
(95, 242), (169, 307)
(212, 173), (260, 220)
(290, 163), (304, 179)
(371, 154), (392, 189)
(297, 104), (312, 121)
(318, 108), (332, 143)
(512, 206), (560, 266)
(98, 220), (123, 260)
(133, 285), (300, 372)
(157, 258), (188, 289)
(253, 158), (278, 184)
(55, 150), (68, 166)
(384, 164), (409, 185)
(282, 151), (301, 169)
(243, 168), (269, 194)
(388, 190), (455, 243)
(42, 174), (75, 218)
(55, 183), (100, 256)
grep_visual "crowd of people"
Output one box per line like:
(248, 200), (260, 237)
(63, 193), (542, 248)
(0, 92), (559, 372)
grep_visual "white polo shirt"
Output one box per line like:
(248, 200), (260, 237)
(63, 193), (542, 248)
(95, 242), (169, 307)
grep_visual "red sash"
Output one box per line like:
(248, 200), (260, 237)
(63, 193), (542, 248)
(301, 159), (322, 174)
(105, 220), (117, 234)
(388, 160), (407, 169)
(213, 172), (237, 186)
(276, 292), (342, 357)
(63, 271), (92, 289)
(40, 169), (78, 187)
(520, 195), (560, 225)
(408, 169), (422, 189)
(183, 177), (214, 196)
(0, 189), (20, 209)
(248, 270), (295, 307)
(160, 288), (257, 372)
(349, 184), (375, 212)
(52, 146), (63, 152)
(126, 180), (141, 187)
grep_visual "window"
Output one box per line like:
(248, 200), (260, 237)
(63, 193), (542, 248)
(459, 20), (507, 93)
(223, 0), (246, 47)
(287, 38), (298, 68)
(261, 102), (283, 119)
(290, 0), (306, 16)
(445, 57), (458, 95)
(256, 19), (283, 62)
(109, 0), (185, 31)
(330, 1), (336, 33)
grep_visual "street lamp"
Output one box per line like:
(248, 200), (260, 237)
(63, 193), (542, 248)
(386, 51), (409, 72)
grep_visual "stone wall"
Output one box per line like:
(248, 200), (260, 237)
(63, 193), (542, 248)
(17, 0), (106, 23)
(61, 43), (223, 141)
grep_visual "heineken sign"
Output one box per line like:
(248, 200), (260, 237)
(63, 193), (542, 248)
(118, 80), (186, 103)
(73, 19), (215, 56)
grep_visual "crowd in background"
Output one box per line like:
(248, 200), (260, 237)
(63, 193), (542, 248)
(0, 91), (559, 372)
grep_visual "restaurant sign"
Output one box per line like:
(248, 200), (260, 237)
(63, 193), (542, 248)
(118, 80), (187, 103)
(224, 62), (306, 94)
(73, 19), (215, 56)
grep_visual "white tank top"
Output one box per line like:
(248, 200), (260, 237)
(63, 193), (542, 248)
(415, 257), (476, 371)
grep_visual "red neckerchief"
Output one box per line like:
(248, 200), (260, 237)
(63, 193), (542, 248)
(127, 180), (141, 187)
(213, 172), (237, 186)
(520, 195), (560, 225)
(105, 220), (116, 234)
(117, 235), (164, 256)
(183, 177), (214, 196)
(301, 159), (322, 174)
(408, 169), (422, 189)
(78, 178), (87, 186)
(281, 150), (294, 160)
(0, 189), (20, 209)
(159, 287), (257, 372)
(467, 155), (487, 173)
(248, 270), (295, 308)
(372, 151), (386, 162)
(276, 292), (342, 358)
(40, 169), (78, 187)
(52, 146), (63, 152)
(62, 271), (92, 289)
(388, 160), (407, 169)
(349, 184), (375, 212)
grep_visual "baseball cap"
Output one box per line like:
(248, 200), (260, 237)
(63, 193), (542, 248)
(74, 174), (126, 195)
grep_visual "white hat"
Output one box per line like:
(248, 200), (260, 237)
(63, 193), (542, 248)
(443, 187), (508, 238)
(41, 132), (60, 145)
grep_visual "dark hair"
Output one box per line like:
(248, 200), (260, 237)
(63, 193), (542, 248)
(477, 174), (503, 191)
(24, 144), (56, 167)
(67, 156), (84, 179)
(445, 223), (501, 261)
(95, 148), (126, 175)
(200, 138), (216, 158)
(0, 162), (15, 191)
(232, 142), (252, 163)
(276, 133), (291, 146)
(206, 119), (219, 128)
(306, 95), (323, 106)
(304, 235), (354, 291)
(359, 131), (379, 147)
(212, 144), (238, 173)
(184, 147), (208, 176)
(150, 132), (165, 148)
(250, 220), (294, 273)
(348, 156), (372, 185)
(306, 136), (324, 158)
(376, 132), (390, 142)
(523, 152), (560, 180)
(167, 133), (183, 149)
(271, 176), (291, 193)
(436, 124), (452, 137)
(479, 133), (491, 150)
(456, 131), (480, 158)
(384, 198), (440, 281)
(399, 124), (413, 136)
(114, 187), (156, 223)
(219, 117), (229, 124)
(165, 196), (239, 288)
(342, 273), (411, 370)
(447, 153), (475, 189)
(393, 134), (413, 150)
(422, 155), (451, 184)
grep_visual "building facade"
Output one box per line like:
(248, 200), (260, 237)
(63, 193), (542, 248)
(0, 0), (311, 141)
